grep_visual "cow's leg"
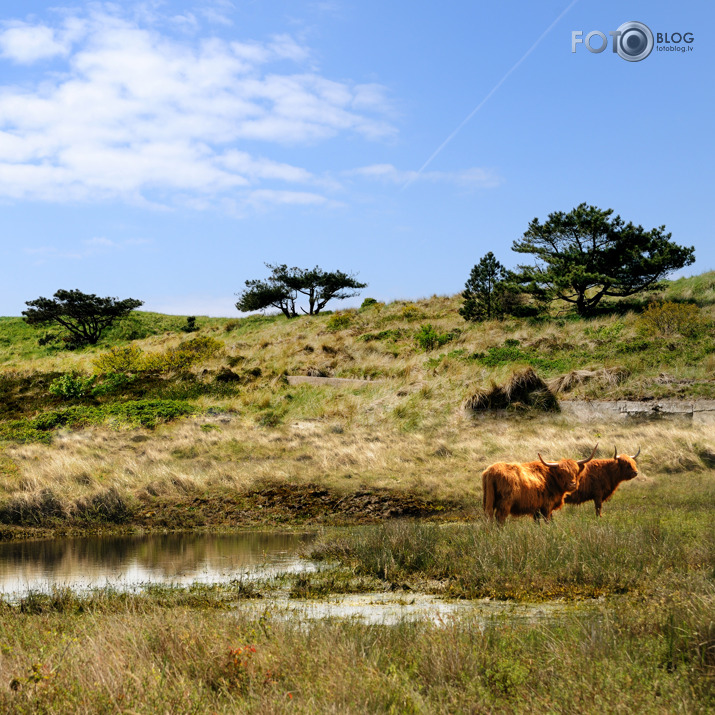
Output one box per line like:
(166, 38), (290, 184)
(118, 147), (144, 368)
(496, 505), (509, 525)
(594, 500), (602, 517)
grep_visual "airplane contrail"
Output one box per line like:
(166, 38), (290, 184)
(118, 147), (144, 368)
(402, 0), (580, 189)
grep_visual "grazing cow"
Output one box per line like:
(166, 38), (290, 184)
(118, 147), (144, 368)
(564, 447), (640, 516)
(482, 445), (598, 524)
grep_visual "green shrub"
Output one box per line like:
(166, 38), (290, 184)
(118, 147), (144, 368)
(94, 336), (223, 376)
(108, 315), (153, 341)
(0, 421), (52, 444)
(326, 313), (353, 332)
(358, 329), (404, 342)
(93, 346), (145, 374)
(181, 316), (199, 333)
(48, 373), (95, 399)
(359, 297), (383, 312)
(637, 301), (705, 338)
(414, 325), (459, 351)
(90, 372), (137, 397)
(141, 335), (224, 373)
(400, 304), (423, 321)
(584, 321), (626, 344)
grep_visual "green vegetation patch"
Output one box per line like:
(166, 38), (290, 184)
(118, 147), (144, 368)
(0, 576), (711, 713)
(0, 399), (197, 444)
(471, 339), (576, 372)
(310, 515), (714, 601)
(357, 328), (405, 342)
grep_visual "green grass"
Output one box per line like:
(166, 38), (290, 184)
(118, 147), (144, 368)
(0, 399), (197, 444)
(310, 516), (714, 600)
(0, 311), (230, 368)
(0, 576), (711, 713)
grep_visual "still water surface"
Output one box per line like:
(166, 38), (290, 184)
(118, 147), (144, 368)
(0, 531), (316, 596)
(0, 532), (597, 625)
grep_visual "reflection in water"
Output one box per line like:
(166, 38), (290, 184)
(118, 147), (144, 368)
(236, 593), (597, 627)
(0, 532), (316, 596)
(0, 534), (600, 627)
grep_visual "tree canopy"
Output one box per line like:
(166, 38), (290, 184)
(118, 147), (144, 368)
(511, 203), (695, 316)
(459, 252), (507, 321)
(236, 264), (367, 318)
(23, 289), (144, 347)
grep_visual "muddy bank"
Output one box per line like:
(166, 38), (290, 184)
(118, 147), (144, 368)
(0, 484), (464, 542)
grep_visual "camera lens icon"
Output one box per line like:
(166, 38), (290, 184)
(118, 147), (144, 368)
(615, 21), (654, 62)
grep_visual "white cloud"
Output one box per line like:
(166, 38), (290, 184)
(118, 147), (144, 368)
(346, 163), (502, 189)
(0, 6), (393, 208)
(246, 189), (341, 208)
(0, 23), (69, 63)
(23, 236), (152, 261)
(197, 0), (236, 27)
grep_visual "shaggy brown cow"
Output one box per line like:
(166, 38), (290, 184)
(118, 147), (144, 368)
(564, 447), (640, 516)
(482, 445), (598, 524)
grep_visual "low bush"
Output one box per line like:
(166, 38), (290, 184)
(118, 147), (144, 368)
(400, 304), (424, 321)
(181, 316), (199, 333)
(142, 335), (224, 373)
(93, 346), (145, 374)
(93, 336), (224, 375)
(90, 372), (137, 397)
(358, 329), (404, 343)
(48, 373), (95, 400)
(637, 301), (706, 338)
(414, 325), (459, 351)
(326, 313), (353, 332)
(359, 297), (382, 311)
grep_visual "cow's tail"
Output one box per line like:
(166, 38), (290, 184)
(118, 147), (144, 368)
(482, 470), (495, 519)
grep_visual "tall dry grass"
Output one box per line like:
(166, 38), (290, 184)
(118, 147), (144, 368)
(0, 576), (712, 713)
(1, 415), (713, 515)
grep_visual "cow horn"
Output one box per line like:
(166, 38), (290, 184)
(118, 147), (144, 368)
(630, 446), (641, 460)
(577, 443), (599, 466)
(538, 453), (559, 467)
(613, 446), (618, 459)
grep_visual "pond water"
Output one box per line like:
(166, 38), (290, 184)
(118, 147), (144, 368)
(0, 532), (599, 625)
(243, 593), (589, 627)
(0, 531), (316, 596)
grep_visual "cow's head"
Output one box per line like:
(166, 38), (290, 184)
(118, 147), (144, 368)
(538, 444), (598, 492)
(612, 446), (640, 481)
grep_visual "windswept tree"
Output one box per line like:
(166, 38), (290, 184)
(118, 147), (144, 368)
(236, 264), (367, 318)
(23, 289), (144, 347)
(459, 252), (507, 321)
(512, 204), (695, 316)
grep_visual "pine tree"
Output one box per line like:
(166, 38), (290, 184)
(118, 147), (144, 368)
(512, 204), (695, 317)
(459, 252), (507, 322)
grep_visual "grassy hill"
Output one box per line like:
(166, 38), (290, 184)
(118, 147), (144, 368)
(0, 272), (713, 535)
(2, 276), (712, 714)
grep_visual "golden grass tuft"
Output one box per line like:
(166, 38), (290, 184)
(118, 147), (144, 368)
(465, 367), (558, 412)
(548, 366), (630, 394)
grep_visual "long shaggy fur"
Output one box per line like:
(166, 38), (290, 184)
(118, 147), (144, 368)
(482, 459), (582, 524)
(564, 455), (638, 516)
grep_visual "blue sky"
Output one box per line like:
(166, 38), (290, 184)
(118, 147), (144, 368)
(0, 1), (711, 316)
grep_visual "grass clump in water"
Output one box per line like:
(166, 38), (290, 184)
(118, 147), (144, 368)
(311, 515), (714, 600)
